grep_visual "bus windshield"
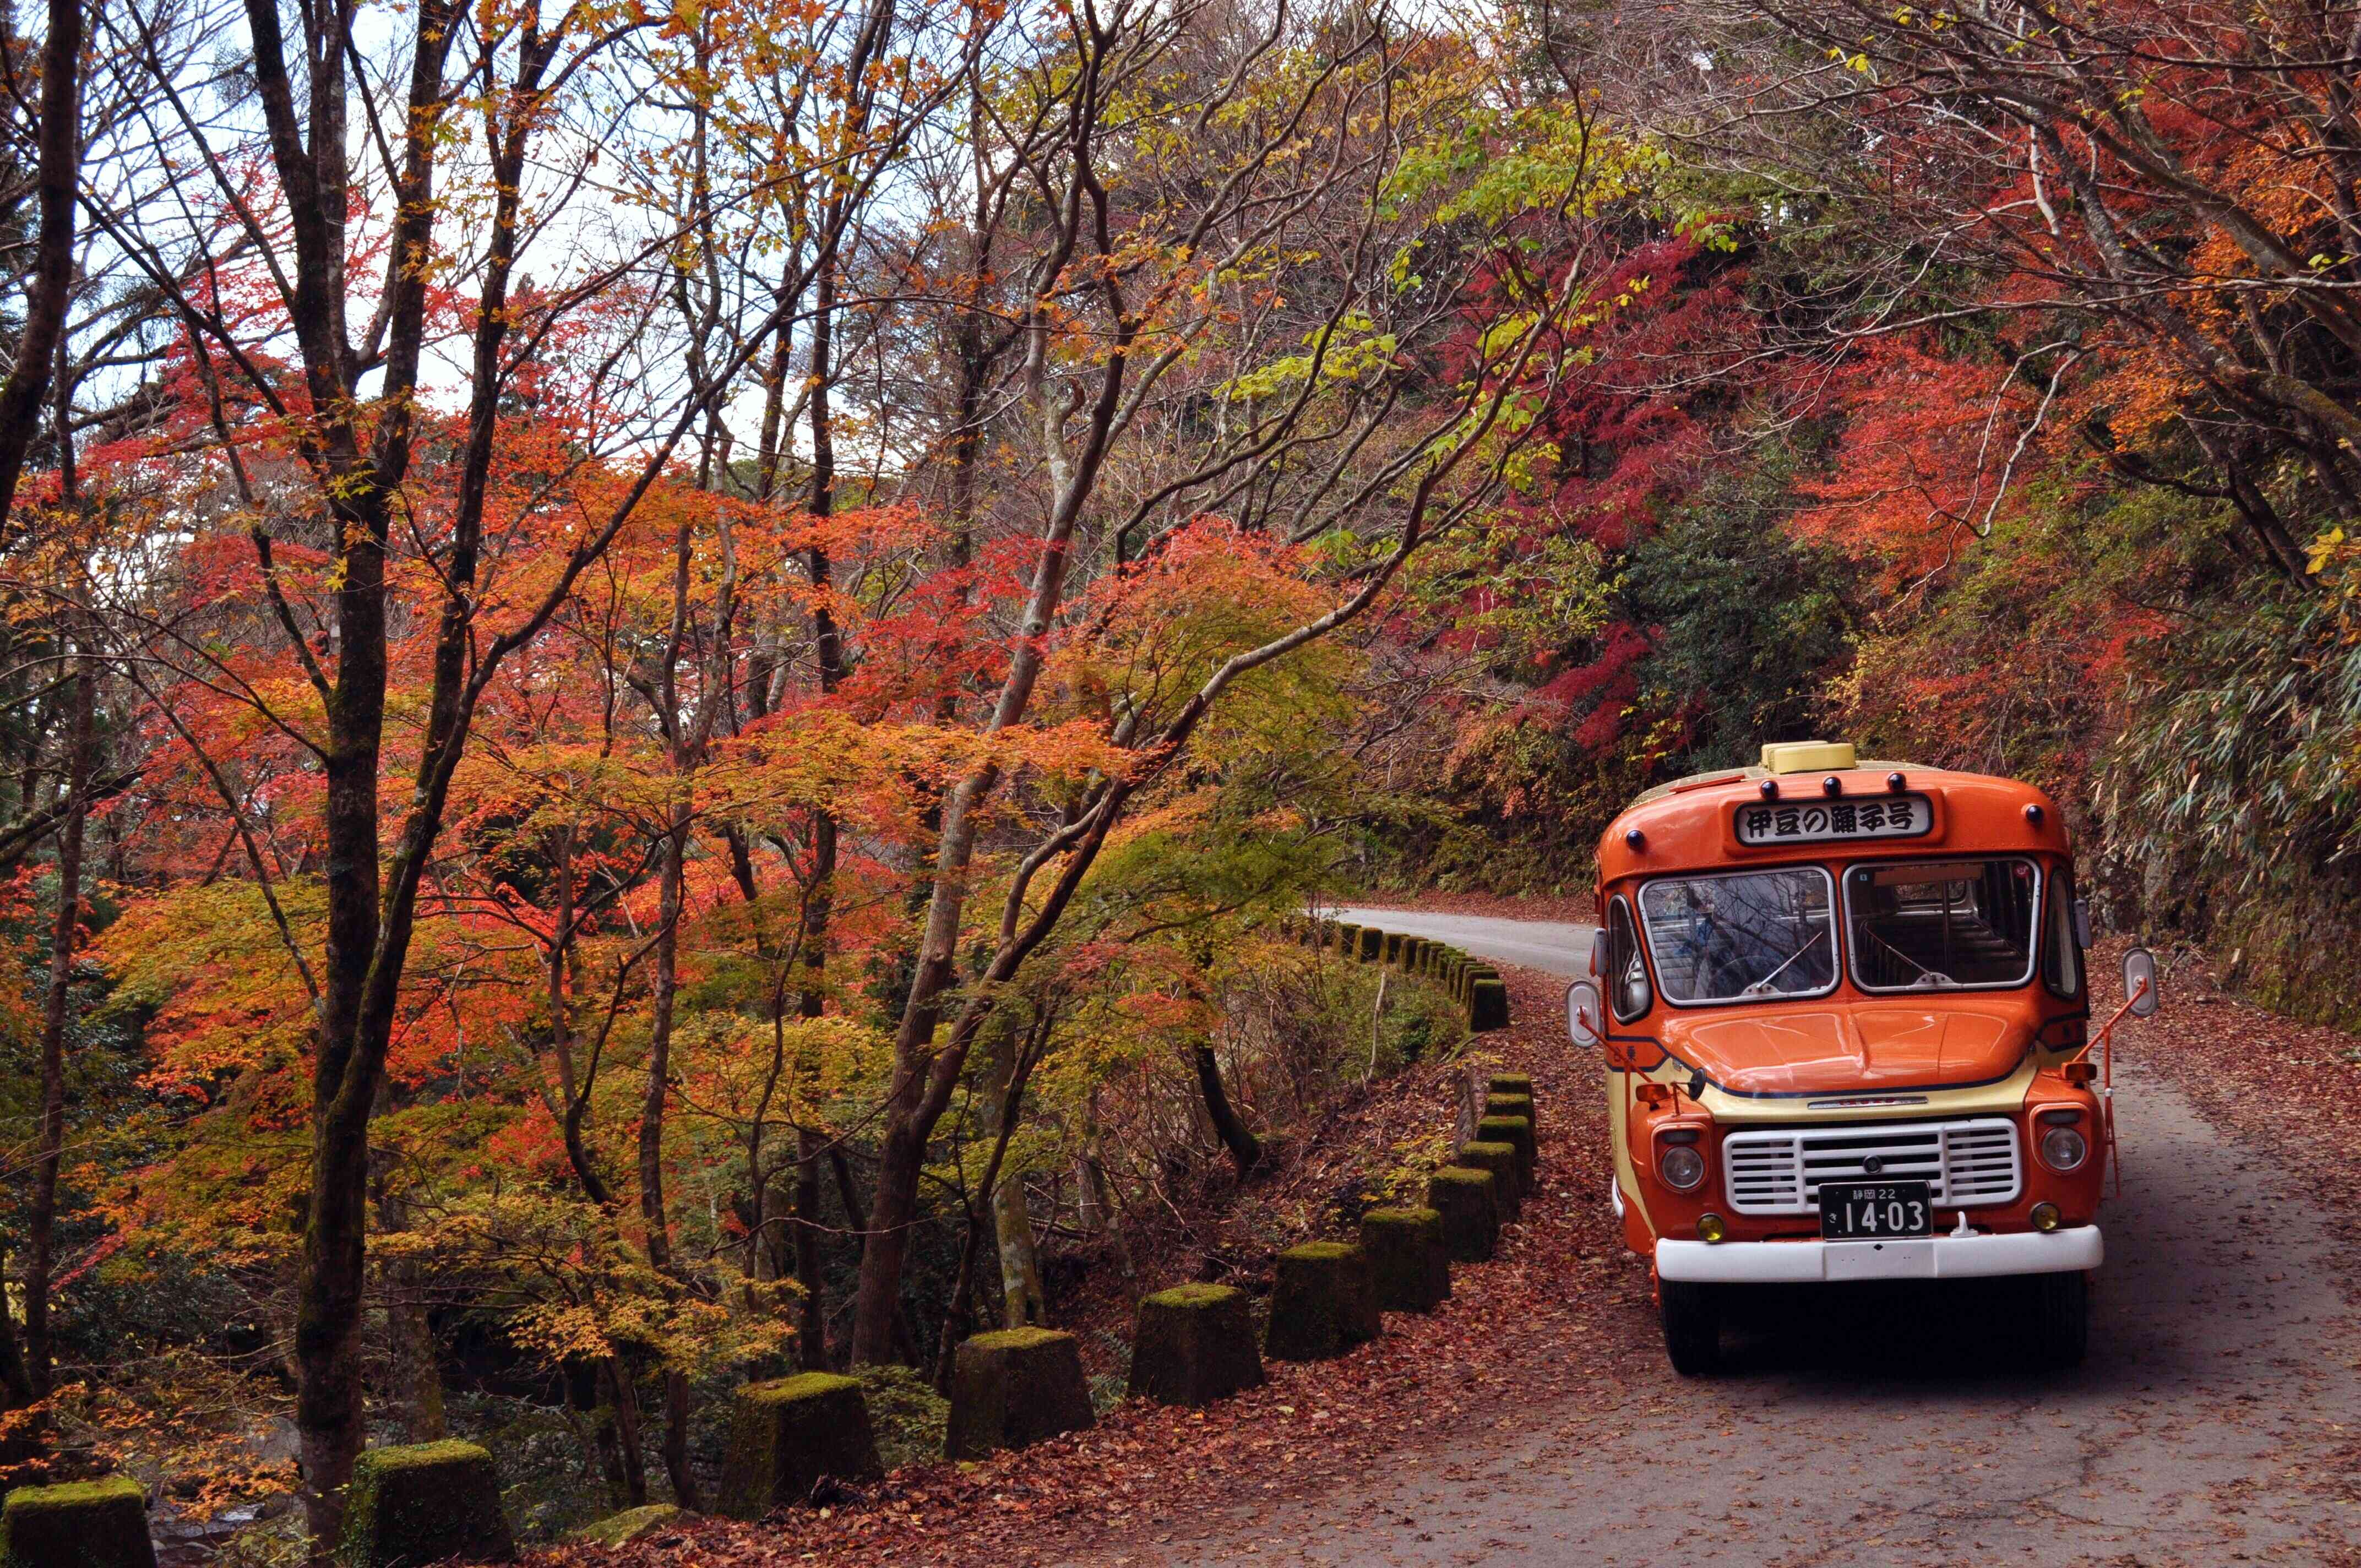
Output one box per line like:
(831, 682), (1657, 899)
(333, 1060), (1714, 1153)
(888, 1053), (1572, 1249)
(1845, 858), (2039, 990)
(1638, 868), (1838, 1005)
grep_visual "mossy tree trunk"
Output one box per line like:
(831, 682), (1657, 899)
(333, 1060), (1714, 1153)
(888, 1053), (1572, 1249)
(980, 1015), (1047, 1328)
(934, 1008), (1052, 1384)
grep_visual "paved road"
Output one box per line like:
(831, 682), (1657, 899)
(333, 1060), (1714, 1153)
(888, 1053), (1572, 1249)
(1089, 922), (2361, 1566)
(1329, 907), (1598, 979)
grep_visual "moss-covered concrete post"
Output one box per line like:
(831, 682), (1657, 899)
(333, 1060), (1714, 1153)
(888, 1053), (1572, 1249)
(1264, 1242), (1381, 1361)
(945, 1327), (1097, 1458)
(1359, 1207), (1450, 1313)
(1485, 1092), (1538, 1130)
(1470, 976), (1510, 1031)
(1128, 1283), (1265, 1406)
(0, 1476), (156, 1568)
(1488, 1071), (1535, 1101)
(717, 1373), (885, 1518)
(1456, 1139), (1523, 1219)
(1380, 932), (1405, 965)
(1477, 1113), (1537, 1180)
(338, 1440), (516, 1567)
(1427, 1166), (1499, 1262)
(1354, 927), (1384, 961)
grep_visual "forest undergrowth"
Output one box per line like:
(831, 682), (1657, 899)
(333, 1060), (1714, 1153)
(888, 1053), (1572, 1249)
(537, 967), (1639, 1568)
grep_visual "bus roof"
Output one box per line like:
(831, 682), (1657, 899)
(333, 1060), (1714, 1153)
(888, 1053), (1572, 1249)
(1597, 753), (2069, 884)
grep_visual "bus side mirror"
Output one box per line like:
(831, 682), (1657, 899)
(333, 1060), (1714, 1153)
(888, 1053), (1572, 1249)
(1587, 928), (1608, 979)
(1566, 979), (1604, 1047)
(2121, 947), (2159, 1017)
(2072, 897), (2092, 950)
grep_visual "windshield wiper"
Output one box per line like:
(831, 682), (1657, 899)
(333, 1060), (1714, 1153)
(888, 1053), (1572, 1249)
(1864, 928), (1954, 989)
(1741, 929), (1826, 996)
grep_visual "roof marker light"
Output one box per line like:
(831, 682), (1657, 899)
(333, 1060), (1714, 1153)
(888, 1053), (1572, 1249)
(1624, 828), (1646, 850)
(1759, 779), (1780, 799)
(1886, 771), (1906, 792)
(1821, 775), (1842, 797)
(2025, 804), (2045, 826)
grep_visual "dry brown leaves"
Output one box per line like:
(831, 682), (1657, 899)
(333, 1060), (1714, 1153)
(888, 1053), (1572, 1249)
(2109, 938), (2361, 1239)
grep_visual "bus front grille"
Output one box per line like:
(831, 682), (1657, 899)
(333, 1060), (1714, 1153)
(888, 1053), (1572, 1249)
(1721, 1117), (2022, 1215)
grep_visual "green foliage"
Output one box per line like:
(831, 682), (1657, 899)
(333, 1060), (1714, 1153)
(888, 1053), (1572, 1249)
(2102, 590), (2361, 1024)
(1370, 1130), (1456, 1211)
(1624, 446), (1860, 776)
(853, 1365), (951, 1473)
(450, 1392), (617, 1544)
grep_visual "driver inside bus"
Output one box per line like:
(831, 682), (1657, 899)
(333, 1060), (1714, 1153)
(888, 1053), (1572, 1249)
(1673, 884), (1789, 998)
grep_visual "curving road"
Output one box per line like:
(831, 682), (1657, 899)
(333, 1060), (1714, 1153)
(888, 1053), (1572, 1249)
(1329, 906), (1598, 979)
(1087, 915), (2361, 1566)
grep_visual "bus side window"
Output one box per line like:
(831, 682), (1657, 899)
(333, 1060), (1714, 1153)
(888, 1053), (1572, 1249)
(2042, 870), (2083, 999)
(1608, 897), (1651, 1021)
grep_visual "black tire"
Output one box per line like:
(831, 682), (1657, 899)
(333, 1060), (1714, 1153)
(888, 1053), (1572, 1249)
(1660, 1280), (1722, 1375)
(2027, 1270), (2089, 1369)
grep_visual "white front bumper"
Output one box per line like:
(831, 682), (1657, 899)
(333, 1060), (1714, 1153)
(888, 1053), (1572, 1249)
(1656, 1225), (2102, 1284)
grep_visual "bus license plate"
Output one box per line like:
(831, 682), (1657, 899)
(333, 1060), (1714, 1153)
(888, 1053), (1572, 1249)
(1819, 1181), (1932, 1241)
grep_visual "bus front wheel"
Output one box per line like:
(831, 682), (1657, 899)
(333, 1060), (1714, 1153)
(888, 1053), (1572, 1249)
(1659, 1280), (1722, 1375)
(2027, 1270), (2090, 1369)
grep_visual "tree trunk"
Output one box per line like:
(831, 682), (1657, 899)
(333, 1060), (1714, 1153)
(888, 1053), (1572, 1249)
(792, 1133), (828, 1369)
(659, 1369), (693, 1508)
(931, 1204), (987, 1395)
(601, 1356), (649, 1508)
(0, 0), (81, 524)
(785, 254), (847, 1373)
(394, 1288), (446, 1443)
(640, 809), (701, 1512)
(24, 649), (89, 1399)
(851, 1117), (928, 1365)
(1194, 1043), (1261, 1178)
(980, 1022), (1045, 1328)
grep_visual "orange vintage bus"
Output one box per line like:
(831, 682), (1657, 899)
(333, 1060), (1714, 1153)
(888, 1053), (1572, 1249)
(1565, 742), (2158, 1374)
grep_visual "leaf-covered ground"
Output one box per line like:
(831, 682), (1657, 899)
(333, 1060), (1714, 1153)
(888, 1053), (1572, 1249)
(536, 963), (1640, 1567)
(2110, 938), (2361, 1272)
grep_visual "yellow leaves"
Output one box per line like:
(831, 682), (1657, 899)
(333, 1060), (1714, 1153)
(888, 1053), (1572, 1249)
(2307, 526), (2359, 619)
(1224, 314), (1402, 402)
(420, 1190), (797, 1375)
(99, 879), (323, 1090)
(2314, 526), (2347, 573)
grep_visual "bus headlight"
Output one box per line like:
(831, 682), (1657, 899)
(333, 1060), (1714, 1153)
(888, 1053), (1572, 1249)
(2038, 1124), (2088, 1173)
(1659, 1144), (1706, 1191)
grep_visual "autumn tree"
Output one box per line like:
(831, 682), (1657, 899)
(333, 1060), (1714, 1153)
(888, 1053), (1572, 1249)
(80, 0), (953, 1543)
